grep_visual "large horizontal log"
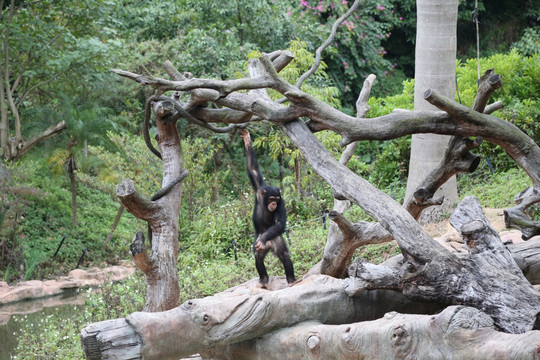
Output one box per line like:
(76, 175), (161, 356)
(81, 275), (442, 359)
(204, 306), (540, 360)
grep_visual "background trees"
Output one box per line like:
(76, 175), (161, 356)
(0, 0), (121, 161)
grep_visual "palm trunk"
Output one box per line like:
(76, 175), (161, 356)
(0, 66), (8, 156)
(405, 0), (459, 222)
(68, 156), (78, 226)
(104, 205), (124, 246)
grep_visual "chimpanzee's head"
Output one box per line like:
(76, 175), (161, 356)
(261, 186), (281, 212)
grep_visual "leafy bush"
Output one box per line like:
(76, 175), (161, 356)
(456, 51), (540, 170)
(513, 27), (540, 56)
(182, 198), (253, 259)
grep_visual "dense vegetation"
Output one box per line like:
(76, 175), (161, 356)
(0, 0), (539, 358)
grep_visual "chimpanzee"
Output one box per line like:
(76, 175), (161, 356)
(240, 129), (296, 288)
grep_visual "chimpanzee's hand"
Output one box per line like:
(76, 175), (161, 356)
(240, 129), (251, 146)
(255, 237), (266, 252)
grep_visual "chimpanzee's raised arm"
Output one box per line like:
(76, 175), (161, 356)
(241, 129), (266, 191)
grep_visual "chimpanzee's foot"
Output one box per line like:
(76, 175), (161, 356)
(287, 278), (299, 287)
(257, 282), (269, 289)
(257, 277), (269, 289)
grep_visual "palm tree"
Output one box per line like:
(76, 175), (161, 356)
(48, 96), (114, 226)
(405, 0), (459, 222)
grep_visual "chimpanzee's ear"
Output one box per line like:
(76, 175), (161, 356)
(261, 189), (267, 196)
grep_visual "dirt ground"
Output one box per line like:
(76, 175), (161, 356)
(422, 208), (529, 252)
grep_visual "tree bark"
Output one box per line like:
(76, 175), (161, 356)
(508, 238), (540, 285)
(204, 306), (540, 360)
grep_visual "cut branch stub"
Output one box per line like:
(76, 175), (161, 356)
(504, 187), (540, 240)
(504, 207), (540, 240)
(461, 219), (492, 253)
(130, 231), (154, 274)
(80, 318), (142, 360)
(117, 179), (159, 221)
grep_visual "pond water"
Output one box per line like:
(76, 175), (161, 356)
(0, 289), (84, 359)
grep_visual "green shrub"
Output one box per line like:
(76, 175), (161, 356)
(456, 51), (540, 170)
(182, 197), (253, 259)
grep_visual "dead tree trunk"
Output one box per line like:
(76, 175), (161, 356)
(284, 119), (540, 334)
(314, 69), (504, 280)
(117, 98), (188, 312)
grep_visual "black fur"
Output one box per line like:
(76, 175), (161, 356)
(243, 131), (296, 285)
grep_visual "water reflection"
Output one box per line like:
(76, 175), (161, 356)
(0, 289), (84, 359)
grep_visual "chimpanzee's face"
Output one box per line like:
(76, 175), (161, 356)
(266, 196), (280, 212)
(262, 186), (281, 212)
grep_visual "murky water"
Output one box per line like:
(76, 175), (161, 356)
(0, 290), (84, 359)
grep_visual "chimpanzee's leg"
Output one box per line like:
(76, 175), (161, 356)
(272, 236), (296, 284)
(254, 241), (270, 286)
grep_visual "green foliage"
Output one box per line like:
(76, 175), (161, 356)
(0, 0), (123, 133)
(178, 254), (254, 301)
(84, 274), (146, 322)
(182, 198), (252, 259)
(11, 310), (85, 359)
(1, 159), (141, 281)
(341, 79), (414, 192)
(357, 242), (401, 264)
(181, 137), (230, 221)
(513, 27), (540, 56)
(286, 190), (331, 223)
(0, 193), (24, 282)
(23, 248), (42, 281)
(80, 131), (162, 198)
(297, 0), (401, 102)
(456, 51), (540, 170)
(286, 223), (327, 274)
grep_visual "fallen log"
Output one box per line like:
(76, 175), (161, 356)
(81, 275), (442, 360)
(204, 306), (540, 360)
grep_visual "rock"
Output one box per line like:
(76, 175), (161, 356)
(0, 265), (134, 306)
(0, 281), (10, 294)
